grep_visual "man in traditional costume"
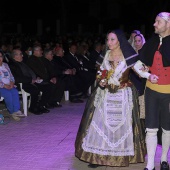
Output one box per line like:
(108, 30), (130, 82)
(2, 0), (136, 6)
(134, 12), (170, 170)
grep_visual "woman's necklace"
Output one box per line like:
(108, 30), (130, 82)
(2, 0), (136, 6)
(109, 52), (123, 68)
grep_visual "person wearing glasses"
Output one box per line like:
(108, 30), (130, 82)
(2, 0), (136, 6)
(0, 50), (25, 121)
(9, 48), (46, 115)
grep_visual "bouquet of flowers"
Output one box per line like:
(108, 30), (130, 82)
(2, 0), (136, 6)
(96, 69), (113, 81)
(96, 69), (119, 93)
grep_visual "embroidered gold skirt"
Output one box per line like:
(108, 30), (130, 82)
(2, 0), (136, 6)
(75, 85), (146, 167)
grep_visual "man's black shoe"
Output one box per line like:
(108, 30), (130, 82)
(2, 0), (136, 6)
(47, 102), (62, 108)
(28, 108), (43, 115)
(70, 98), (83, 103)
(44, 103), (55, 109)
(88, 164), (99, 168)
(55, 102), (62, 107)
(143, 168), (155, 170)
(39, 106), (50, 113)
(160, 161), (169, 170)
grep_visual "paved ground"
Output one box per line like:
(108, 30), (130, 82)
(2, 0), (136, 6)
(0, 98), (169, 170)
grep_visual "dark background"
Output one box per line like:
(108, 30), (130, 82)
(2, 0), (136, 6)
(0, 0), (170, 38)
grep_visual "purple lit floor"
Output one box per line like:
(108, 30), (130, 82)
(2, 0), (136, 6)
(0, 99), (169, 170)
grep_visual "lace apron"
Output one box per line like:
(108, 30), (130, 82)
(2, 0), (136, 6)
(82, 51), (134, 156)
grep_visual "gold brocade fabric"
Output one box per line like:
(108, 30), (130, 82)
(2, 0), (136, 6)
(75, 86), (146, 167)
(139, 95), (145, 119)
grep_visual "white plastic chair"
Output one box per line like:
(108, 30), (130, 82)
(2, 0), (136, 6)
(64, 91), (69, 101)
(19, 83), (31, 116)
(88, 86), (91, 95)
(0, 97), (4, 101)
(64, 85), (92, 101)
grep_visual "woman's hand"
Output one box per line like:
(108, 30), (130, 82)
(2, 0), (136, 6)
(99, 79), (107, 87)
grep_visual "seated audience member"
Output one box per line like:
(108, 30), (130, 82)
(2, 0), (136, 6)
(77, 44), (97, 91)
(95, 42), (106, 69)
(41, 48), (65, 107)
(21, 44), (33, 63)
(64, 43), (94, 98)
(53, 46), (84, 103)
(77, 44), (97, 76)
(0, 43), (13, 63)
(88, 41), (103, 72)
(9, 49), (48, 114)
(26, 44), (56, 111)
(0, 50), (25, 121)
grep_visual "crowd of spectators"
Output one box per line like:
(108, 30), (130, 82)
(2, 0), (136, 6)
(0, 33), (106, 119)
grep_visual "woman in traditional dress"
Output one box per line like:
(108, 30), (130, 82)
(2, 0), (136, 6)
(132, 33), (146, 119)
(75, 29), (146, 168)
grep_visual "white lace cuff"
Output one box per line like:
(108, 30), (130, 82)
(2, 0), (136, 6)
(133, 60), (150, 79)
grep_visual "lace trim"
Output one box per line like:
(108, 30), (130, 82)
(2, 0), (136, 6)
(91, 121), (132, 148)
(83, 53), (134, 156)
(82, 88), (134, 156)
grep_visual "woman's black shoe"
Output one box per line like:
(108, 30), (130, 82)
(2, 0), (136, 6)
(88, 164), (99, 168)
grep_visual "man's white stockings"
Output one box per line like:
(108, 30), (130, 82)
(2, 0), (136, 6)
(145, 128), (158, 170)
(161, 128), (170, 163)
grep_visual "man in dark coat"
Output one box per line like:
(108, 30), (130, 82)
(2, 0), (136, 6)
(9, 48), (50, 114)
(41, 48), (65, 107)
(64, 43), (95, 98)
(53, 46), (84, 103)
(26, 44), (58, 110)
